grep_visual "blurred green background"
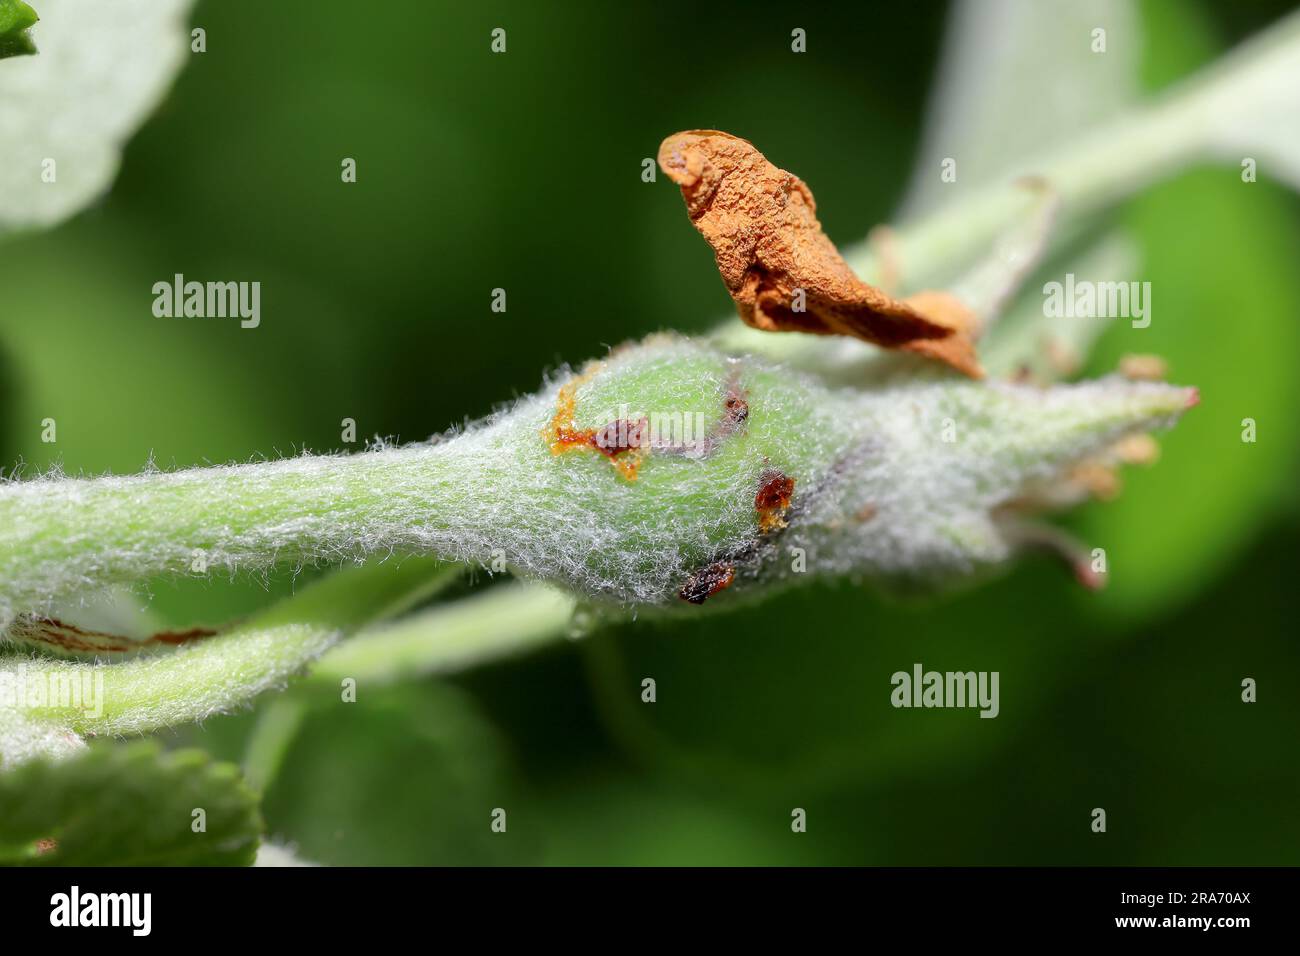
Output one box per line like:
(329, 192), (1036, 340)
(2, 0), (1297, 864)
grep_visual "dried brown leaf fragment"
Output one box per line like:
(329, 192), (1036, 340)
(657, 130), (982, 377)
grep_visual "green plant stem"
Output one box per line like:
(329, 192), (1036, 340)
(2, 339), (1195, 619)
(876, 12), (1300, 282)
(0, 558), (459, 762)
(308, 581), (577, 687)
(242, 696), (307, 793)
(1, 446), (473, 624)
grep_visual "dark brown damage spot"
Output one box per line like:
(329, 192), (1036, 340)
(593, 418), (649, 456)
(723, 395), (748, 427)
(678, 562), (736, 604)
(755, 469), (795, 533)
(720, 363), (750, 431)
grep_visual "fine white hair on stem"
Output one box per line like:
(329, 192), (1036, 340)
(0, 336), (1195, 625)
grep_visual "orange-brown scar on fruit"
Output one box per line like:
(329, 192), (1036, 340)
(543, 367), (647, 481)
(755, 469), (795, 533)
(657, 130), (982, 378)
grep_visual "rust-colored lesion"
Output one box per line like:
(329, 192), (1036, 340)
(755, 468), (796, 533)
(657, 130), (982, 378)
(542, 365), (648, 481)
(543, 358), (754, 478)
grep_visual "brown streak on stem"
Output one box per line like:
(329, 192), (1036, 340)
(10, 617), (219, 654)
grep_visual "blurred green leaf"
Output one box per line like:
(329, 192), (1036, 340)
(0, 0), (38, 58)
(532, 776), (823, 866)
(0, 741), (260, 865)
(900, 0), (1140, 219)
(1079, 170), (1300, 614)
(592, 565), (1081, 792)
(261, 683), (523, 865)
(1075, 0), (1300, 615)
